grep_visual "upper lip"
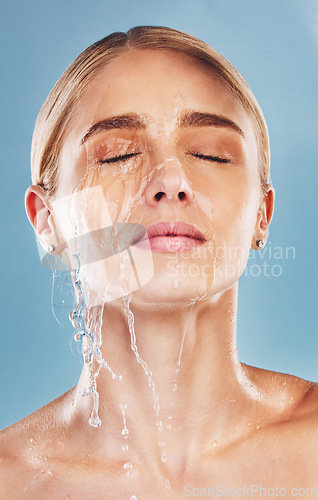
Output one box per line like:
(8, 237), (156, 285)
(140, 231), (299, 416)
(145, 221), (206, 241)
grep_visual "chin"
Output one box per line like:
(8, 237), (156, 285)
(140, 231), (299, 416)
(128, 263), (214, 305)
(79, 247), (244, 307)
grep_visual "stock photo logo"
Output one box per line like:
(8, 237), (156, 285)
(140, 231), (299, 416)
(245, 244), (296, 279)
(36, 186), (154, 304)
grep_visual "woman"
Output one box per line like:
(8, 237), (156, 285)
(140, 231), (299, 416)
(1, 26), (317, 498)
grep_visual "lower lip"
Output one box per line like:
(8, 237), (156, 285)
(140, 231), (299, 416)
(136, 235), (206, 252)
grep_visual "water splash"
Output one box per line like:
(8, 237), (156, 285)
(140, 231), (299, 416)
(176, 301), (195, 368)
(122, 295), (160, 417)
(168, 301), (195, 430)
(122, 295), (170, 468)
(69, 253), (121, 427)
(120, 404), (129, 437)
(39, 88), (219, 499)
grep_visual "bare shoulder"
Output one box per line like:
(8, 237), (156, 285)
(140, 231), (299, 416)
(0, 389), (75, 498)
(0, 388), (72, 451)
(243, 362), (318, 430)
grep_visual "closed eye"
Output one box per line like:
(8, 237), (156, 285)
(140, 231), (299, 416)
(189, 152), (231, 164)
(100, 152), (141, 164)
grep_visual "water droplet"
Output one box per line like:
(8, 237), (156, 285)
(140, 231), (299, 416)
(122, 444), (129, 451)
(48, 470), (55, 477)
(211, 440), (218, 448)
(156, 420), (163, 432)
(121, 428), (129, 436)
(165, 479), (171, 490)
(158, 441), (165, 447)
(172, 382), (178, 392)
(247, 422), (251, 426)
(89, 415), (101, 427)
(130, 496), (137, 500)
(167, 424), (172, 430)
(256, 425), (263, 430)
(161, 450), (167, 462)
(123, 462), (133, 469)
(230, 398), (236, 403)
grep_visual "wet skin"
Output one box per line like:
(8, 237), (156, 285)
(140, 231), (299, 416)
(1, 49), (318, 499)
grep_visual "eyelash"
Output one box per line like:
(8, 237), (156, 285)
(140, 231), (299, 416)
(99, 151), (230, 165)
(100, 152), (141, 164)
(189, 152), (231, 164)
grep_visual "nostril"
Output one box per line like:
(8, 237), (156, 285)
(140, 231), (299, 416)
(154, 191), (187, 202)
(155, 192), (165, 201)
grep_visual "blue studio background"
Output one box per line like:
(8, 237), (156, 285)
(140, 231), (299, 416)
(1, 0), (317, 429)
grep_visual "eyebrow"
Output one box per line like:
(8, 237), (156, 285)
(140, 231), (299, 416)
(179, 111), (244, 136)
(81, 113), (146, 144)
(80, 110), (244, 144)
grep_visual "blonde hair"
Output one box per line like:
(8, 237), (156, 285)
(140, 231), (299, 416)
(31, 26), (270, 196)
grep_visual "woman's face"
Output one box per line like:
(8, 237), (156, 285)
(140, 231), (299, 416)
(51, 49), (263, 306)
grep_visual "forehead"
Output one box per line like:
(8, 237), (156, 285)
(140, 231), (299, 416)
(63, 48), (258, 153)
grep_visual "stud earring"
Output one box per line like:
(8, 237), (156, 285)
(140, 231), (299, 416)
(47, 245), (55, 253)
(256, 239), (265, 249)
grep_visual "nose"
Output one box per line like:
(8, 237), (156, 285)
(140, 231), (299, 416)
(143, 161), (194, 207)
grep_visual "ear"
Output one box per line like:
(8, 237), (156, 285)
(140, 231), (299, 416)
(251, 184), (275, 250)
(25, 185), (62, 254)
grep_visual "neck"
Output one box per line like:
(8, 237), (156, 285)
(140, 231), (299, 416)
(69, 284), (259, 476)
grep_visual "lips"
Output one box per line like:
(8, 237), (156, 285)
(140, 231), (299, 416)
(136, 221), (206, 252)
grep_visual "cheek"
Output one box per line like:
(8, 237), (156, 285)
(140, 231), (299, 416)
(205, 180), (259, 290)
(100, 173), (146, 224)
(212, 174), (260, 252)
